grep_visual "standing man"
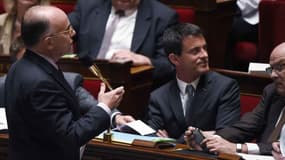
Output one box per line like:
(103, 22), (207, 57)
(146, 23), (240, 142)
(68, 0), (178, 86)
(185, 42), (285, 155)
(5, 6), (124, 160)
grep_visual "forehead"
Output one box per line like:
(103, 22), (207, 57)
(270, 46), (285, 64)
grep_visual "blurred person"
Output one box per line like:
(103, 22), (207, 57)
(0, 0), (49, 60)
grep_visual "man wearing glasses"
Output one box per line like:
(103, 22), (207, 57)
(185, 42), (285, 156)
(5, 6), (125, 160)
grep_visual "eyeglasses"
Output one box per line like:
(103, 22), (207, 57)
(46, 25), (74, 38)
(265, 64), (285, 74)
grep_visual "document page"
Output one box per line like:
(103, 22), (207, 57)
(237, 153), (274, 160)
(0, 108), (8, 131)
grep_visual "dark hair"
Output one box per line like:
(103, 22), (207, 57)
(21, 17), (49, 48)
(162, 23), (204, 56)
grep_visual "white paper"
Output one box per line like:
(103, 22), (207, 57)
(125, 120), (155, 136)
(0, 108), (8, 130)
(280, 124), (285, 156)
(238, 153), (274, 160)
(248, 62), (270, 75)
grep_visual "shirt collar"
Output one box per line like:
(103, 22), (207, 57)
(176, 76), (200, 95)
(34, 52), (58, 70)
(111, 7), (137, 17)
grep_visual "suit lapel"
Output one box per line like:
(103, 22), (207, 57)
(169, 80), (187, 128)
(187, 74), (209, 125)
(89, 1), (111, 59)
(131, 0), (151, 52)
(264, 96), (285, 142)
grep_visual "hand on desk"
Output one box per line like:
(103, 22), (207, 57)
(272, 142), (285, 160)
(156, 129), (169, 138)
(184, 127), (236, 154)
(98, 83), (125, 109)
(115, 114), (135, 126)
(203, 135), (236, 154)
(110, 49), (151, 66)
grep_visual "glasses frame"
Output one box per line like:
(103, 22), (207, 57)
(45, 24), (74, 38)
(265, 64), (285, 74)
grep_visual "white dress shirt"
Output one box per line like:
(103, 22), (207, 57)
(98, 7), (137, 59)
(176, 77), (200, 116)
(237, 0), (261, 25)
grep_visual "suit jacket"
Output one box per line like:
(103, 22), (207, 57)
(216, 83), (282, 155)
(5, 50), (110, 160)
(146, 71), (240, 141)
(0, 76), (5, 106)
(68, 0), (178, 85)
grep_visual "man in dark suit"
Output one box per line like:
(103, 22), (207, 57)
(68, 0), (178, 86)
(145, 23), (240, 142)
(5, 6), (125, 160)
(185, 42), (285, 155)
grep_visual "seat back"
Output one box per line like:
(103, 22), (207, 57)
(258, 0), (285, 62)
(51, 2), (75, 14)
(83, 79), (102, 99)
(173, 7), (195, 23)
(240, 93), (260, 116)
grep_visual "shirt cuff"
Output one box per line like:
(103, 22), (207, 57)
(245, 143), (260, 154)
(111, 112), (122, 128)
(97, 102), (111, 115)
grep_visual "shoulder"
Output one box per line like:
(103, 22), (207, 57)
(151, 80), (176, 97)
(142, 0), (177, 17)
(207, 71), (237, 85)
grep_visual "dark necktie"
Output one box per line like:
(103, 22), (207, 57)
(97, 10), (125, 59)
(185, 85), (195, 124)
(268, 111), (285, 142)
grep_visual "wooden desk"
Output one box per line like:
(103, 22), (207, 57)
(213, 68), (272, 95)
(0, 133), (240, 160)
(0, 56), (154, 119)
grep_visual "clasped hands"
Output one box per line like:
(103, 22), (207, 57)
(110, 49), (151, 66)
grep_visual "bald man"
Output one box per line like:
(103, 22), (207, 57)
(185, 42), (285, 156)
(5, 6), (125, 160)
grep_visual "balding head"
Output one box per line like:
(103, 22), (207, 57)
(21, 6), (67, 48)
(269, 42), (285, 97)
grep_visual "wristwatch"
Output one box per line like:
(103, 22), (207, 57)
(236, 143), (242, 153)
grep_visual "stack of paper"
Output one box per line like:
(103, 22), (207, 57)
(95, 131), (175, 144)
(248, 62), (270, 76)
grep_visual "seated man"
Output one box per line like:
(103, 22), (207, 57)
(145, 23), (240, 142)
(68, 0), (179, 87)
(185, 42), (285, 155)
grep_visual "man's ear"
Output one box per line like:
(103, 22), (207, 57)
(43, 37), (54, 50)
(168, 53), (179, 66)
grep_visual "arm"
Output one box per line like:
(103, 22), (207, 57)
(145, 93), (165, 131)
(216, 88), (268, 143)
(215, 80), (240, 129)
(25, 81), (124, 147)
